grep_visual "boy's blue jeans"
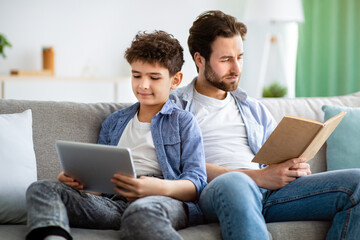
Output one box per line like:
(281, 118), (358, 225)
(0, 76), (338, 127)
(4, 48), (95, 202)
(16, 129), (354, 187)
(199, 169), (360, 240)
(26, 180), (187, 240)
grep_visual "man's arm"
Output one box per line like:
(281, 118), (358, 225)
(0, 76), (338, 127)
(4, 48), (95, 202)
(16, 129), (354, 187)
(206, 157), (311, 190)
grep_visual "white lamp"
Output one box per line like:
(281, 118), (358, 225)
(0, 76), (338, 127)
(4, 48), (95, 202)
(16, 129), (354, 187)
(243, 0), (304, 23)
(243, 0), (304, 98)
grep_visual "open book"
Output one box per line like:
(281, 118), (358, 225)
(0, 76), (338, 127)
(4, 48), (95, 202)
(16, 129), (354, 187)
(252, 112), (346, 165)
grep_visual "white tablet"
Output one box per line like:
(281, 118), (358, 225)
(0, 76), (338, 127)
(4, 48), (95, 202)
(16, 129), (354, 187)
(55, 140), (136, 194)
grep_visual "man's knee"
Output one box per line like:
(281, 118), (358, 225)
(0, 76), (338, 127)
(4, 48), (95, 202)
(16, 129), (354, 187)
(209, 171), (260, 196)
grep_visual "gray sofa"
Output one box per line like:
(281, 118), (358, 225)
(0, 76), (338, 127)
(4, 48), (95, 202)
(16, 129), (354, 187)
(1, 91), (360, 240)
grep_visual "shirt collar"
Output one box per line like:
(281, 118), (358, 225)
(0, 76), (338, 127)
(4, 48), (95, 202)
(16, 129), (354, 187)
(127, 98), (174, 116)
(158, 98), (175, 115)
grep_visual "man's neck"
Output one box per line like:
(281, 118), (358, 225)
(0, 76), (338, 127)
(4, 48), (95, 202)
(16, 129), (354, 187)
(195, 75), (227, 100)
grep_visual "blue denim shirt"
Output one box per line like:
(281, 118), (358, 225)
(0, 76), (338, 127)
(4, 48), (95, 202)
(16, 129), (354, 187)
(97, 99), (207, 226)
(170, 78), (277, 167)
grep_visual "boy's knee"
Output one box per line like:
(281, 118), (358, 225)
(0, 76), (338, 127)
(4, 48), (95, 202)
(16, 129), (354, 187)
(122, 196), (166, 221)
(26, 179), (58, 196)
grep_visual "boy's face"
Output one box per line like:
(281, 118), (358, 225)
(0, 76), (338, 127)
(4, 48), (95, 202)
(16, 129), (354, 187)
(130, 61), (180, 107)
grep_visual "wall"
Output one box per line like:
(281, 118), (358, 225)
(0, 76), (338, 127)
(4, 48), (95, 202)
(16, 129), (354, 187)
(0, 0), (296, 98)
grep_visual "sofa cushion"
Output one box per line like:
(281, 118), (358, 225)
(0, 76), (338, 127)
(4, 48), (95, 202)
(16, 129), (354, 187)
(0, 221), (331, 240)
(0, 110), (37, 223)
(322, 105), (360, 170)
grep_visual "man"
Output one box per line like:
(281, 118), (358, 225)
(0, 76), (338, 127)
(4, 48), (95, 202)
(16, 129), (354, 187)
(171, 10), (360, 240)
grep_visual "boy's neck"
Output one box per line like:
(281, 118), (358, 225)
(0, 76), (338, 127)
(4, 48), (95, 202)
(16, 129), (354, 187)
(137, 102), (165, 123)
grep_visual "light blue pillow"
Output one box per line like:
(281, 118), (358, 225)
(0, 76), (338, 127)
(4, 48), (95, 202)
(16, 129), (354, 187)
(322, 105), (360, 171)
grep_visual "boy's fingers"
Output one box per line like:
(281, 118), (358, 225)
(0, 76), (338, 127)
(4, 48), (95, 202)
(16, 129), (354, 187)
(113, 174), (137, 185)
(64, 181), (83, 189)
(111, 178), (134, 192)
(59, 173), (78, 183)
(114, 186), (136, 197)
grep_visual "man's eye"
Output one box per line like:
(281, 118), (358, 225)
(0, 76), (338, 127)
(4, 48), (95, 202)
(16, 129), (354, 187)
(151, 77), (160, 80)
(133, 75), (141, 78)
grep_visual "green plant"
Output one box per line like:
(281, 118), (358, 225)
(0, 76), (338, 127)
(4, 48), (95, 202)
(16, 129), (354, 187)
(262, 82), (287, 98)
(0, 34), (12, 59)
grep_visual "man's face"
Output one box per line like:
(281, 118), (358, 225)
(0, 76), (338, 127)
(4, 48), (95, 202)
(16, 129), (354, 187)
(204, 35), (244, 92)
(130, 61), (173, 107)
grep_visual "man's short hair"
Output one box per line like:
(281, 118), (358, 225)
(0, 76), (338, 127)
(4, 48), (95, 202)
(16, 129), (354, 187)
(188, 10), (247, 63)
(125, 30), (184, 76)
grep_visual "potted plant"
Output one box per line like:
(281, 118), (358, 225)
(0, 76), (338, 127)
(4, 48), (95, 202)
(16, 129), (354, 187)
(262, 82), (287, 98)
(0, 34), (12, 59)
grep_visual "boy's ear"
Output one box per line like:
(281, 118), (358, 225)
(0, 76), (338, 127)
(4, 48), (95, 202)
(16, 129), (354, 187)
(194, 52), (205, 70)
(170, 72), (183, 90)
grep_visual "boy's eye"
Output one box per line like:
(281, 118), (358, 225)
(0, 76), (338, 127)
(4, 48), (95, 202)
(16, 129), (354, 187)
(151, 77), (160, 80)
(132, 75), (141, 78)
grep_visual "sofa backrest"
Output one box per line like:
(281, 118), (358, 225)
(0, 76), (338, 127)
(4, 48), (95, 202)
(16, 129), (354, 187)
(0, 99), (130, 180)
(260, 91), (360, 173)
(1, 91), (359, 180)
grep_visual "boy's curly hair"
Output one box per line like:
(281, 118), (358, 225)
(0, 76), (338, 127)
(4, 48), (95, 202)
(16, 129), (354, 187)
(125, 30), (184, 76)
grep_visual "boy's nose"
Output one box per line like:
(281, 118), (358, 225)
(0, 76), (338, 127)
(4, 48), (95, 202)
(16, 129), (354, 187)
(139, 78), (150, 89)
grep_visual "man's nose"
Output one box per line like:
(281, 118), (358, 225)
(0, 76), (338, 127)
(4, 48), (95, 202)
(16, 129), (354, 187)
(231, 60), (241, 73)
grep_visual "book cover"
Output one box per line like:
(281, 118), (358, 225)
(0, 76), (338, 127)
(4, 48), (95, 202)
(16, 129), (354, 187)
(251, 112), (346, 165)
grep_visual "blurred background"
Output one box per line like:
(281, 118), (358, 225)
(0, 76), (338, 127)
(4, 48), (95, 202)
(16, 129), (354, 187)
(0, 0), (359, 103)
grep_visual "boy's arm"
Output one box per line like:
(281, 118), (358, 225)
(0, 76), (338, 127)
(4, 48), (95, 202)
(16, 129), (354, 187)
(111, 174), (196, 202)
(58, 171), (102, 196)
(58, 171), (84, 189)
(97, 112), (117, 145)
(177, 112), (207, 197)
(111, 111), (207, 202)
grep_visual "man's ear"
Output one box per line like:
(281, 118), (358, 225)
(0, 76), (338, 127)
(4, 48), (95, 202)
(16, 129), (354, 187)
(194, 52), (205, 70)
(170, 72), (183, 90)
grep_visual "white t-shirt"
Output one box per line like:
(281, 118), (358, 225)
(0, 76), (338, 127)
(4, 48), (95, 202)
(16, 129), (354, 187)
(117, 113), (162, 176)
(193, 89), (259, 169)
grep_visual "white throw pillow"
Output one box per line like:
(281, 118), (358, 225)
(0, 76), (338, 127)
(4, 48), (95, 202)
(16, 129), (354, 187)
(0, 109), (37, 223)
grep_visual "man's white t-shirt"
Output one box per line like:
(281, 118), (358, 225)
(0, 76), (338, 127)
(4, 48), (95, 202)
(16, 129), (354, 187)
(193, 89), (259, 169)
(117, 113), (162, 176)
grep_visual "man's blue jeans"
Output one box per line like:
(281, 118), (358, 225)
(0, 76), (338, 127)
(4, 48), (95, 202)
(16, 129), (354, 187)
(199, 169), (360, 240)
(26, 180), (188, 240)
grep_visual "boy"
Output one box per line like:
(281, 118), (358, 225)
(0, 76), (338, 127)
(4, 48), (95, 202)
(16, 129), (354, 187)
(26, 30), (207, 240)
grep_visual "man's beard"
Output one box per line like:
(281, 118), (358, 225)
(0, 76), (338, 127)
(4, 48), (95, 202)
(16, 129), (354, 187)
(204, 62), (239, 92)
